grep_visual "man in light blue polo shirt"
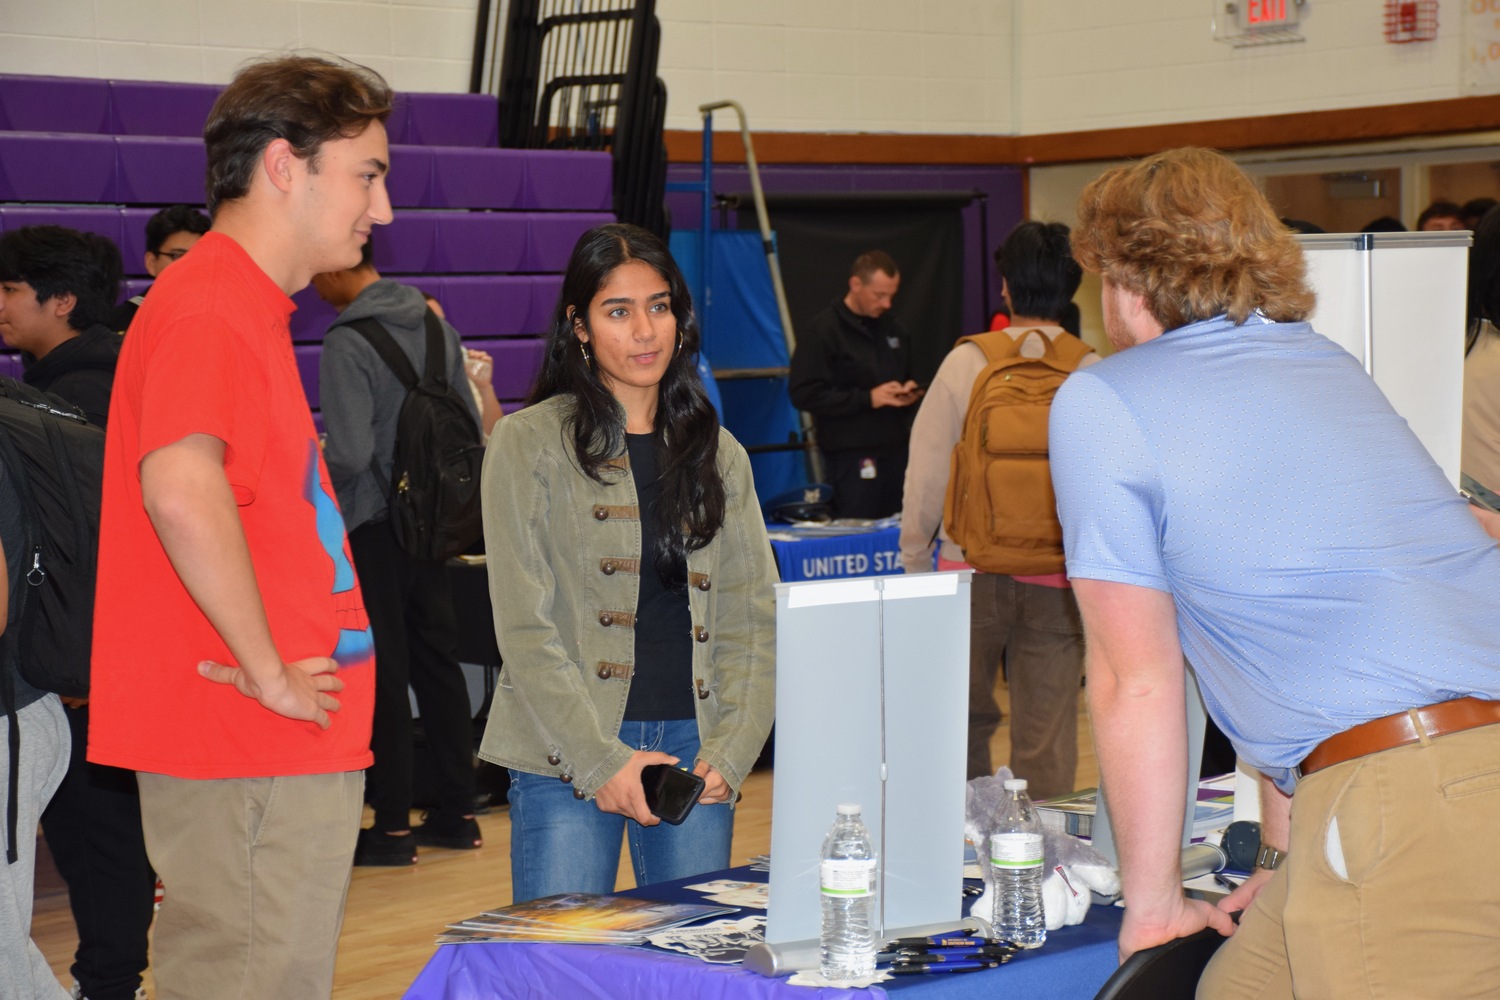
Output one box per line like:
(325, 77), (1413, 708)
(1052, 146), (1500, 998)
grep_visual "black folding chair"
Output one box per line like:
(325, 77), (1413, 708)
(1093, 927), (1227, 1000)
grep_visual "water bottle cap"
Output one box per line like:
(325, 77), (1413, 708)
(1003, 778), (1028, 791)
(836, 803), (861, 816)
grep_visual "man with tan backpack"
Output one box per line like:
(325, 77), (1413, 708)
(899, 221), (1096, 793)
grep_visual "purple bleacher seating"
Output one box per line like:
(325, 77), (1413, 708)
(0, 132), (115, 202)
(0, 206), (124, 252)
(373, 212), (438, 273)
(437, 276), (535, 336)
(388, 145), (433, 209)
(0, 353), (23, 381)
(121, 207), (165, 275)
(431, 212), (528, 273)
(427, 146), (526, 210)
(108, 80), (220, 138)
(115, 136), (207, 204)
(0, 75), (110, 134)
(294, 344), (322, 408)
(521, 150), (612, 211)
(465, 337), (545, 401)
(398, 92), (499, 148)
(523, 212), (613, 272)
(290, 286), (340, 343)
(528, 275), (564, 331)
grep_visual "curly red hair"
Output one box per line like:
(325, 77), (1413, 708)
(1071, 147), (1314, 329)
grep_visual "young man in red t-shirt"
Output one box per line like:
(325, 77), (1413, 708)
(89, 55), (392, 999)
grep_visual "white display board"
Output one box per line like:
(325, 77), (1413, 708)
(1298, 231), (1471, 485)
(765, 572), (971, 947)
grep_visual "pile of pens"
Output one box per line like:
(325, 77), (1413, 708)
(879, 933), (1019, 976)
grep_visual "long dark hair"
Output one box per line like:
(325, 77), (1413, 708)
(1468, 206), (1500, 357)
(528, 223), (725, 589)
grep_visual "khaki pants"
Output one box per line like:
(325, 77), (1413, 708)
(1198, 724), (1500, 999)
(137, 771), (364, 1000)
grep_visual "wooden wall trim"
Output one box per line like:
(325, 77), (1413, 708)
(664, 95), (1500, 168)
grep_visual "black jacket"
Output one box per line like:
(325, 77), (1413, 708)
(22, 324), (121, 428)
(788, 297), (915, 452)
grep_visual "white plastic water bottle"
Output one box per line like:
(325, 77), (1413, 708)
(819, 803), (878, 981)
(990, 778), (1046, 948)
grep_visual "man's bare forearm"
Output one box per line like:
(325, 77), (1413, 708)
(140, 433), (284, 685)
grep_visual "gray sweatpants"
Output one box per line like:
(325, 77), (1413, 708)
(0, 695), (71, 1000)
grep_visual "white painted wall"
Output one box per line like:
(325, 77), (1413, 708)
(0, 0), (1487, 133)
(654, 0), (1016, 134)
(0, 0), (481, 95)
(656, 0), (1475, 136)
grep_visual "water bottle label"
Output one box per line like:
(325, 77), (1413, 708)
(820, 858), (876, 896)
(990, 832), (1044, 868)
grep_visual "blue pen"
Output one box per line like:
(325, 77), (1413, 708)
(887, 934), (993, 949)
(881, 946), (1015, 964)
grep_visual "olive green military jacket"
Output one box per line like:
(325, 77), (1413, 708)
(477, 394), (778, 800)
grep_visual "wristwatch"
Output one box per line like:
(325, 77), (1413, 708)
(1255, 843), (1288, 871)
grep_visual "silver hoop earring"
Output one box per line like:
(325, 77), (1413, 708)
(676, 330), (684, 354)
(578, 341), (593, 369)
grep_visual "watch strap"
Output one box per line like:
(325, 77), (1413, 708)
(1255, 843), (1287, 871)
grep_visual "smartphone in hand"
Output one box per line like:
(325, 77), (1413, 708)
(641, 764), (706, 825)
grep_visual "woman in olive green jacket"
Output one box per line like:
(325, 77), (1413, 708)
(478, 223), (777, 902)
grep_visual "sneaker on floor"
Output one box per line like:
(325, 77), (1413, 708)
(412, 809), (482, 850)
(353, 827), (418, 866)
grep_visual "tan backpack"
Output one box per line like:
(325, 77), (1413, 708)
(942, 328), (1093, 575)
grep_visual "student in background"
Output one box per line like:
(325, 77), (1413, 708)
(107, 206), (209, 333)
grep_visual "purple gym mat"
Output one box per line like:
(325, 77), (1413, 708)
(400, 92), (499, 148)
(388, 145), (434, 208)
(522, 212), (613, 272)
(290, 286), (340, 344)
(464, 336), (545, 401)
(373, 212), (439, 273)
(115, 136), (208, 204)
(108, 80), (220, 137)
(0, 206), (124, 252)
(527, 274), (564, 332)
(431, 212), (528, 274)
(0, 132), (116, 202)
(521, 150), (612, 211)
(428, 146), (527, 210)
(437, 275), (535, 336)
(0, 74), (110, 134)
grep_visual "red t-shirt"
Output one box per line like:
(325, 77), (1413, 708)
(88, 233), (374, 778)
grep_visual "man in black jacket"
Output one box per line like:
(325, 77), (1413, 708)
(0, 225), (154, 1000)
(789, 250), (922, 518)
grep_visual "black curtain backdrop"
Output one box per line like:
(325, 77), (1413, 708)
(736, 191), (973, 386)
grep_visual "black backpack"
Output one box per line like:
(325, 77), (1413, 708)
(0, 375), (102, 699)
(349, 310), (485, 561)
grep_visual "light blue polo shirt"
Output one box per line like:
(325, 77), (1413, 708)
(1050, 314), (1500, 791)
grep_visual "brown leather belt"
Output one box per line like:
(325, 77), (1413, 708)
(1298, 696), (1500, 778)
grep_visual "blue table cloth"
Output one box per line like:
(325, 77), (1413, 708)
(402, 867), (1123, 999)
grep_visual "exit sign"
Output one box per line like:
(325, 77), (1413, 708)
(1236, 0), (1300, 32)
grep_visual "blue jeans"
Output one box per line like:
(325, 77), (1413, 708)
(508, 719), (733, 903)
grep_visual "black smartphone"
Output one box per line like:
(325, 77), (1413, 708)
(641, 764), (706, 825)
